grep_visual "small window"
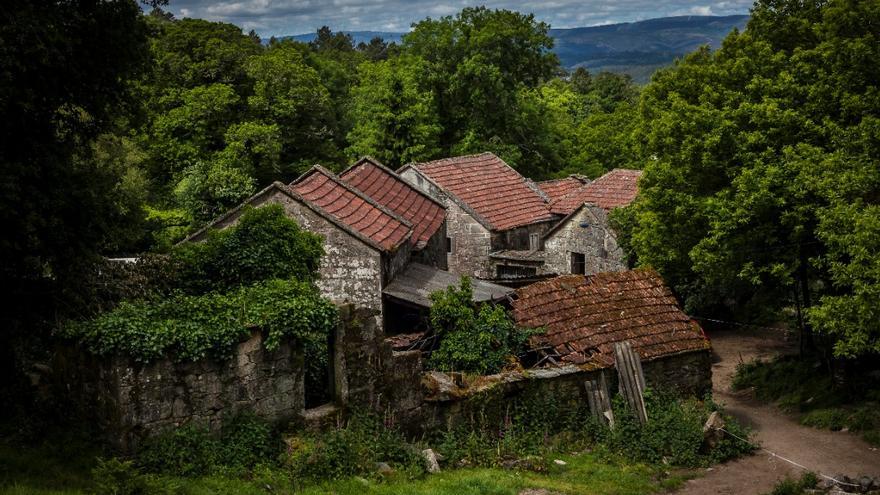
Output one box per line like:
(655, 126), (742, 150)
(446, 237), (453, 253)
(529, 233), (540, 251)
(571, 252), (586, 275)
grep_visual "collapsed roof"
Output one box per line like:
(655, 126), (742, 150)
(512, 269), (709, 368)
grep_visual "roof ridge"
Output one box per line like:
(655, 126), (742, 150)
(409, 151), (496, 168)
(292, 165), (414, 231)
(341, 156), (446, 211)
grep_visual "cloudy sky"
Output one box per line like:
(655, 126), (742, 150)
(165, 0), (753, 38)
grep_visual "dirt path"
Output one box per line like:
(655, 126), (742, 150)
(674, 328), (880, 495)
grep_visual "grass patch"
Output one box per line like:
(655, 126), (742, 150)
(0, 446), (686, 495)
(0, 393), (744, 494)
(733, 355), (880, 445)
(762, 472), (819, 495)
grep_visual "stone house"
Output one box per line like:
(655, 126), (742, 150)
(540, 168), (642, 275)
(186, 165), (419, 324)
(184, 159), (513, 333)
(398, 153), (558, 282)
(400, 153), (641, 282)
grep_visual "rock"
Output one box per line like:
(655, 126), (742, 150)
(703, 411), (725, 450)
(422, 448), (441, 473)
(553, 459), (567, 466)
(375, 462), (394, 475)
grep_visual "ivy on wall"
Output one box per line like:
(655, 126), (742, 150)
(61, 204), (336, 363)
(60, 279), (337, 363)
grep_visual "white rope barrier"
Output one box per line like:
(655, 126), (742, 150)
(714, 426), (862, 489)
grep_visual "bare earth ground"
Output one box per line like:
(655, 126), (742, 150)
(674, 328), (880, 495)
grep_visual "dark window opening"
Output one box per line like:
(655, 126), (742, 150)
(497, 264), (537, 278)
(571, 252), (586, 275)
(304, 331), (335, 409)
(446, 237), (453, 253)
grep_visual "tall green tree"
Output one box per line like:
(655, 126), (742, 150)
(627, 0), (880, 356)
(402, 7), (559, 175)
(346, 58), (440, 168)
(0, 0), (159, 407)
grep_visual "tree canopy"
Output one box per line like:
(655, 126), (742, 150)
(624, 0), (880, 357)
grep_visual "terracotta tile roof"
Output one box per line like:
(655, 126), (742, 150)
(550, 169), (642, 215)
(340, 158), (445, 250)
(290, 166), (412, 252)
(512, 269), (710, 368)
(537, 176), (589, 204)
(411, 153), (556, 231)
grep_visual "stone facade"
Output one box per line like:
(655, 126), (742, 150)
(189, 186), (386, 321)
(55, 331), (303, 451)
(491, 222), (553, 252)
(445, 201), (493, 279)
(400, 168), (494, 279)
(542, 204), (626, 276)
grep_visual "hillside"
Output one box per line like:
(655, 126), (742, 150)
(278, 15), (748, 83)
(550, 15), (749, 82)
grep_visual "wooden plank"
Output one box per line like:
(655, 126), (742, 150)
(584, 371), (614, 428)
(614, 341), (648, 425)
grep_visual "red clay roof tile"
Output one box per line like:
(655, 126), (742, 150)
(550, 169), (642, 215)
(340, 158), (445, 250)
(290, 167), (411, 252)
(512, 269), (709, 368)
(412, 153), (556, 231)
(538, 176), (589, 203)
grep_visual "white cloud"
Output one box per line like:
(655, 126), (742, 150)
(165, 0), (751, 37)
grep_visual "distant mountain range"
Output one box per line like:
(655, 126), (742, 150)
(276, 15), (749, 83)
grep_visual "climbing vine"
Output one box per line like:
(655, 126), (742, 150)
(60, 279), (337, 363)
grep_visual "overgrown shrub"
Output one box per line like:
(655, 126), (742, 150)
(173, 204), (324, 295)
(137, 424), (219, 477)
(733, 356), (880, 445)
(216, 411), (280, 472)
(59, 279), (337, 362)
(428, 277), (541, 374)
(92, 458), (149, 495)
(137, 412), (280, 477)
(764, 472), (819, 495)
(431, 387), (752, 469)
(607, 391), (752, 467)
(285, 413), (425, 483)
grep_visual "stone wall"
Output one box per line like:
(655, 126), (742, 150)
(55, 331), (303, 451)
(400, 168), (494, 279)
(543, 204), (626, 276)
(379, 349), (712, 434)
(191, 188), (385, 318)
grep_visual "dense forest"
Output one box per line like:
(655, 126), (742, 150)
(1, 0), (878, 382)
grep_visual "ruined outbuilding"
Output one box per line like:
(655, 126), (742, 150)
(512, 269), (712, 395)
